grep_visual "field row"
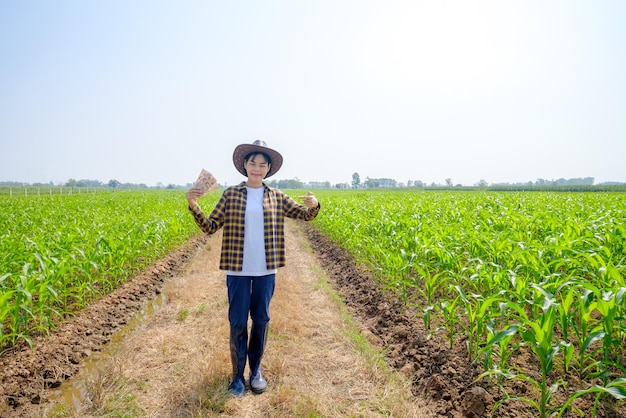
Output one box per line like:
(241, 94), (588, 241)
(310, 190), (626, 417)
(0, 190), (218, 349)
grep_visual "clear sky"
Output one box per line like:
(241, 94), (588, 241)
(1, 1), (625, 187)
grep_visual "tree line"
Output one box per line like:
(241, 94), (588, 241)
(2, 175), (624, 192)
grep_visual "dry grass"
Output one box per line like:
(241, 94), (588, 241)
(40, 222), (433, 417)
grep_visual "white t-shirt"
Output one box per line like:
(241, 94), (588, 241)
(227, 187), (277, 276)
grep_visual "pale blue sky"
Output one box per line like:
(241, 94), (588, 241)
(1, 1), (625, 187)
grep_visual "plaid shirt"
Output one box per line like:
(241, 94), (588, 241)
(189, 182), (320, 271)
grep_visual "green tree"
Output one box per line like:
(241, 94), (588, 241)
(108, 179), (121, 188)
(352, 172), (360, 189)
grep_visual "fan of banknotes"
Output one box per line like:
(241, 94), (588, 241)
(193, 169), (218, 197)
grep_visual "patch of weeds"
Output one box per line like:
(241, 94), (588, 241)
(294, 397), (322, 418)
(315, 270), (388, 370)
(197, 303), (207, 314)
(101, 390), (144, 417)
(201, 376), (230, 414)
(134, 378), (149, 393)
(83, 370), (145, 417)
(177, 309), (189, 321)
(46, 403), (75, 418)
(270, 385), (321, 416)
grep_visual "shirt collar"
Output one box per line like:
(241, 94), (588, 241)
(235, 181), (268, 192)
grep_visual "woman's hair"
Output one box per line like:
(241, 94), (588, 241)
(245, 152), (271, 164)
(243, 152), (272, 176)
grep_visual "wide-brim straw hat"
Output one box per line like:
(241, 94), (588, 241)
(232, 140), (283, 178)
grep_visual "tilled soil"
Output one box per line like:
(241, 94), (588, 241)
(1, 223), (624, 417)
(300, 224), (496, 417)
(300, 224), (625, 418)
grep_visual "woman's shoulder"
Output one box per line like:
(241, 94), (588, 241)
(217, 183), (246, 200)
(263, 183), (284, 195)
(224, 182), (246, 192)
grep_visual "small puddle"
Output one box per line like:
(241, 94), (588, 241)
(48, 293), (169, 410)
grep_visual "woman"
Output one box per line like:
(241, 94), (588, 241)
(186, 140), (320, 396)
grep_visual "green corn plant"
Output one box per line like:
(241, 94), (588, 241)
(480, 322), (520, 384)
(571, 286), (603, 378)
(590, 287), (626, 382)
(0, 280), (16, 349)
(578, 329), (606, 382)
(415, 264), (441, 308)
(477, 367), (565, 418)
(410, 264), (444, 332)
(438, 295), (461, 349)
(488, 290), (567, 418)
(30, 253), (63, 328)
(553, 279), (579, 342)
(8, 265), (36, 347)
(556, 378), (626, 418)
(393, 248), (417, 302)
(422, 305), (435, 333)
(454, 284), (505, 362)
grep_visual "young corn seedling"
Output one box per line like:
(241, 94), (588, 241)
(480, 322), (520, 386)
(438, 295), (461, 349)
(591, 287), (626, 383)
(556, 377), (626, 418)
(414, 264), (442, 331)
(454, 284), (505, 363)
(483, 290), (568, 418)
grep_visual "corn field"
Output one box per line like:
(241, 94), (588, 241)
(0, 190), (218, 350)
(310, 189), (626, 417)
(2, 187), (625, 416)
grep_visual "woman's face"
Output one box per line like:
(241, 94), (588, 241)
(245, 153), (271, 185)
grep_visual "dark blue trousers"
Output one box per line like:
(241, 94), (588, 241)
(226, 274), (276, 328)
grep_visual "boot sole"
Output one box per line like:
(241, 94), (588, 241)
(250, 386), (266, 394)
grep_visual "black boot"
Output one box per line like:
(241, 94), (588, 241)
(248, 322), (269, 394)
(228, 326), (248, 396)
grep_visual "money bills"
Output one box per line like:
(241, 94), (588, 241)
(193, 169), (218, 197)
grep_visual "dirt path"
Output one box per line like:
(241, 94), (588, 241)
(2, 221), (432, 417)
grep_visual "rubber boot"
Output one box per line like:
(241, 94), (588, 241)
(228, 326), (248, 396)
(248, 322), (269, 394)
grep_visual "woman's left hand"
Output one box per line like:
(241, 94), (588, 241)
(299, 191), (319, 209)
